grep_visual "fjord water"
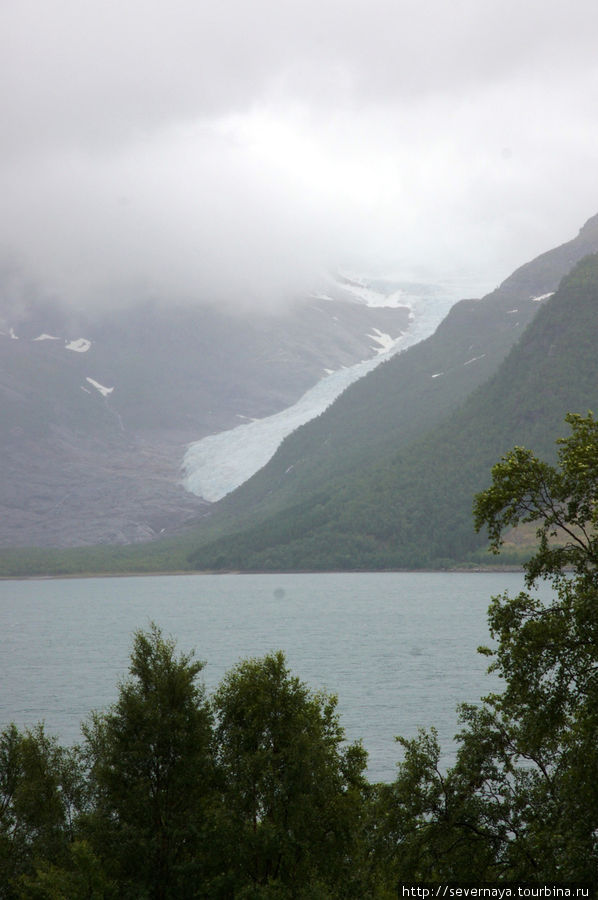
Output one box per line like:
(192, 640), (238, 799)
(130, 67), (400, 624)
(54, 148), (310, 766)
(0, 572), (545, 782)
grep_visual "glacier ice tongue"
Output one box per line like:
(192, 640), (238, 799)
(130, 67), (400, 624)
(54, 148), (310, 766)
(182, 290), (456, 502)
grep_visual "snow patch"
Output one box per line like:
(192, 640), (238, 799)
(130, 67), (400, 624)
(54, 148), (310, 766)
(506, 309), (518, 314)
(66, 338), (91, 353)
(431, 372), (444, 378)
(33, 333), (61, 341)
(9, 328), (19, 340)
(336, 276), (408, 309)
(368, 328), (396, 354)
(531, 292), (554, 303)
(86, 377), (114, 397)
(463, 354), (486, 366)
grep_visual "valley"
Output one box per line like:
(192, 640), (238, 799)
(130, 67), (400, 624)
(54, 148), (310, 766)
(1, 275), (428, 548)
(2, 214), (598, 572)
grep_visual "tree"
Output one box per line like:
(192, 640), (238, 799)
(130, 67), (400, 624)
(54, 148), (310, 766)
(473, 410), (598, 586)
(212, 651), (368, 897)
(17, 839), (115, 900)
(0, 723), (80, 898)
(375, 413), (598, 883)
(81, 623), (215, 899)
(468, 411), (598, 878)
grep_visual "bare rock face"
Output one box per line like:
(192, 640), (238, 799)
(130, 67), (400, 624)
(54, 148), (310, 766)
(0, 279), (413, 547)
(0, 426), (209, 548)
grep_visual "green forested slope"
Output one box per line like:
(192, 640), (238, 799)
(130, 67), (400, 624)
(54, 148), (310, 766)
(3, 218), (598, 576)
(190, 214), (598, 536)
(189, 252), (598, 570)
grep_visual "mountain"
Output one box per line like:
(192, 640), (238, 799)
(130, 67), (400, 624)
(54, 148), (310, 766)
(5, 213), (598, 563)
(181, 280), (459, 502)
(187, 217), (598, 570)
(0, 274), (436, 547)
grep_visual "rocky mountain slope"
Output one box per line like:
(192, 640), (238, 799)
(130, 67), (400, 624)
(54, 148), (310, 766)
(1, 275), (425, 547)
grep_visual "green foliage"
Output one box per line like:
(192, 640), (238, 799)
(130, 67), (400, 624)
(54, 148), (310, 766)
(1, 628), (376, 897)
(0, 724), (81, 898)
(6, 416), (598, 900)
(0, 536), (197, 579)
(371, 725), (506, 886)
(373, 413), (598, 884)
(188, 254), (598, 572)
(212, 652), (369, 897)
(81, 623), (215, 898)
(475, 410), (598, 585)
(17, 840), (115, 899)
(440, 577), (598, 881)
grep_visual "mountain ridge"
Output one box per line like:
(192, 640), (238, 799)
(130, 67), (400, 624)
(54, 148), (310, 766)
(0, 276), (422, 547)
(3, 215), (598, 563)
(186, 219), (598, 570)
(184, 214), (598, 546)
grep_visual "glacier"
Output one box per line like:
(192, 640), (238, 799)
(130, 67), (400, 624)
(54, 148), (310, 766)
(182, 285), (467, 502)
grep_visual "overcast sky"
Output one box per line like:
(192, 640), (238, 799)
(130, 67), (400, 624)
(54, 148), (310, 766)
(2, 0), (598, 310)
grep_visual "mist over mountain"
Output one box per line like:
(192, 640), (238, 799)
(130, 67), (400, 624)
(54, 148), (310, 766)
(186, 213), (598, 570)
(4, 0), (598, 562)
(0, 273), (439, 548)
(2, 213), (598, 569)
(3, 1), (598, 318)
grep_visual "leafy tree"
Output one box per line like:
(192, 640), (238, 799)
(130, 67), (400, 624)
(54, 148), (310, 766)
(376, 413), (598, 883)
(17, 839), (115, 899)
(212, 651), (368, 897)
(0, 723), (80, 898)
(81, 623), (215, 899)
(370, 723), (513, 886)
(468, 413), (598, 878)
(473, 410), (598, 585)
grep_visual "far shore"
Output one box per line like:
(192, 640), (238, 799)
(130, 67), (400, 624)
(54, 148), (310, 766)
(0, 564), (526, 581)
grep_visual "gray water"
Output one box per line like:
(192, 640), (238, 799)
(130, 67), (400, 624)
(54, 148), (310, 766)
(0, 571), (543, 782)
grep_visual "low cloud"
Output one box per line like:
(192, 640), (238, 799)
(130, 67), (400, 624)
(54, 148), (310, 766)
(2, 0), (598, 311)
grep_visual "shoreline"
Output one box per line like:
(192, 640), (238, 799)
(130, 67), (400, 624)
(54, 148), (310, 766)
(0, 564), (526, 582)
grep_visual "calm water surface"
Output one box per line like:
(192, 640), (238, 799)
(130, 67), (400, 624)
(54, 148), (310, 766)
(0, 572), (545, 782)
